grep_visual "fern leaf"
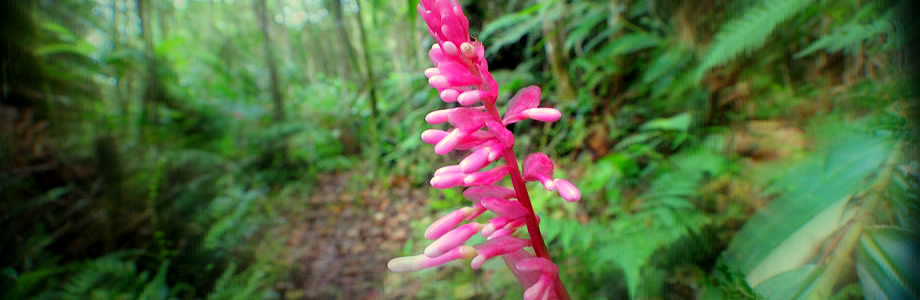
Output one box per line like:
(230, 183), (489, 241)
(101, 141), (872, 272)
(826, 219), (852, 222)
(795, 16), (892, 58)
(694, 0), (816, 81)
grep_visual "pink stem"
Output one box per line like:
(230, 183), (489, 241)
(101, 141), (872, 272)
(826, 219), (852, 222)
(483, 104), (571, 300)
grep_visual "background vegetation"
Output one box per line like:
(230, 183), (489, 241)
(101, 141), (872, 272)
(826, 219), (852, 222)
(1, 0), (917, 299)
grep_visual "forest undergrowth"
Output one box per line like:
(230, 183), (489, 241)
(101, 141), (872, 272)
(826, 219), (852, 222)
(2, 0), (917, 299)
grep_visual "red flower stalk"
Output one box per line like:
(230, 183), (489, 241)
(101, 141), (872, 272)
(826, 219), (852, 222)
(387, 1), (580, 299)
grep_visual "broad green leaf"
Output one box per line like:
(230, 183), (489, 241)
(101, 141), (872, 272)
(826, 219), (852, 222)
(754, 264), (823, 300)
(640, 112), (692, 132)
(856, 227), (920, 299)
(718, 129), (895, 287)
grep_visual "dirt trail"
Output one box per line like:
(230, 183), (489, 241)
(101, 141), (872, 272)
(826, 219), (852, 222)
(284, 173), (428, 299)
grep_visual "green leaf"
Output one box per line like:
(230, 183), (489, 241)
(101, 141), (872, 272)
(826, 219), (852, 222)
(795, 16), (892, 58)
(754, 264), (823, 300)
(718, 129), (895, 287)
(856, 227), (920, 299)
(639, 112), (692, 132)
(592, 33), (659, 61)
(694, 0), (816, 81)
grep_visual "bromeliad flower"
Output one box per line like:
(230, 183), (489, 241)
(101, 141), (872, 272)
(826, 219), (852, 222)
(388, 1), (581, 299)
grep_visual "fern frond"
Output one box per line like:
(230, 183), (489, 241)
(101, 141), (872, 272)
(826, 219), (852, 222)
(795, 15), (893, 58)
(694, 0), (816, 81)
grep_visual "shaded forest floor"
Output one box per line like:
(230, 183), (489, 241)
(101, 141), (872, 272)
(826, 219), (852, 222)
(280, 172), (428, 299)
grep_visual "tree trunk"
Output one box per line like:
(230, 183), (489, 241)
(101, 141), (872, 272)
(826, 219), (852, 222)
(254, 0), (284, 123)
(328, 0), (360, 81)
(255, 0), (288, 165)
(354, 0), (380, 117)
(542, 0), (575, 102)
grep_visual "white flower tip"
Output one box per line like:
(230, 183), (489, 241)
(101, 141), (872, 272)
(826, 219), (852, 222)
(428, 75), (449, 90)
(470, 255), (486, 269)
(387, 256), (421, 273)
(442, 41), (458, 56)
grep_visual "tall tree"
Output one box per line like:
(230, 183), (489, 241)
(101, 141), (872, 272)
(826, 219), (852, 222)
(254, 0), (285, 123)
(355, 0), (380, 117)
(542, 0), (575, 102)
(328, 0), (360, 81)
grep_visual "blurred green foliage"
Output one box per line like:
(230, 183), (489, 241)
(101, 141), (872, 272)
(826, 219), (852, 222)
(1, 0), (917, 299)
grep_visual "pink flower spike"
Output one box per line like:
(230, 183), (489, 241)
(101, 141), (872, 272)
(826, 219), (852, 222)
(522, 153), (555, 185)
(486, 120), (514, 148)
(421, 129), (448, 144)
(424, 222), (483, 257)
(523, 274), (553, 300)
(426, 108), (457, 124)
(521, 108), (562, 123)
(455, 131), (493, 150)
(425, 206), (474, 240)
(460, 147), (491, 173)
(464, 165), (509, 186)
(430, 172), (465, 189)
(480, 197), (528, 218)
(463, 185), (515, 202)
(471, 236), (531, 269)
(440, 89), (459, 103)
(458, 90), (482, 106)
(488, 143), (504, 161)
(503, 86), (542, 124)
(387, 245), (477, 273)
(554, 179), (581, 202)
(515, 257), (559, 275)
(434, 128), (466, 155)
(424, 68), (440, 78)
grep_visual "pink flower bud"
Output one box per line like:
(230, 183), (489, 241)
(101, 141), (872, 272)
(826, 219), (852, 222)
(461, 42), (475, 58)
(387, 245), (477, 273)
(471, 236), (531, 269)
(430, 172), (465, 189)
(460, 146), (491, 173)
(554, 178), (580, 202)
(502, 250), (541, 288)
(434, 128), (466, 155)
(425, 207), (474, 240)
(481, 216), (512, 237)
(440, 89), (459, 103)
(426, 108), (457, 124)
(434, 164), (463, 176)
(458, 90), (481, 106)
(522, 153), (555, 186)
(441, 41), (459, 56)
(448, 108), (490, 132)
(464, 165), (509, 186)
(487, 228), (513, 240)
(466, 203), (487, 220)
(503, 86), (542, 124)
(523, 274), (553, 300)
(424, 222), (483, 257)
(424, 68), (440, 78)
(485, 120), (514, 148)
(428, 75), (449, 90)
(421, 129), (448, 144)
(515, 257), (559, 275)
(438, 61), (480, 86)
(480, 198), (528, 218)
(521, 108), (561, 122)
(463, 185), (515, 202)
(428, 44), (446, 65)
